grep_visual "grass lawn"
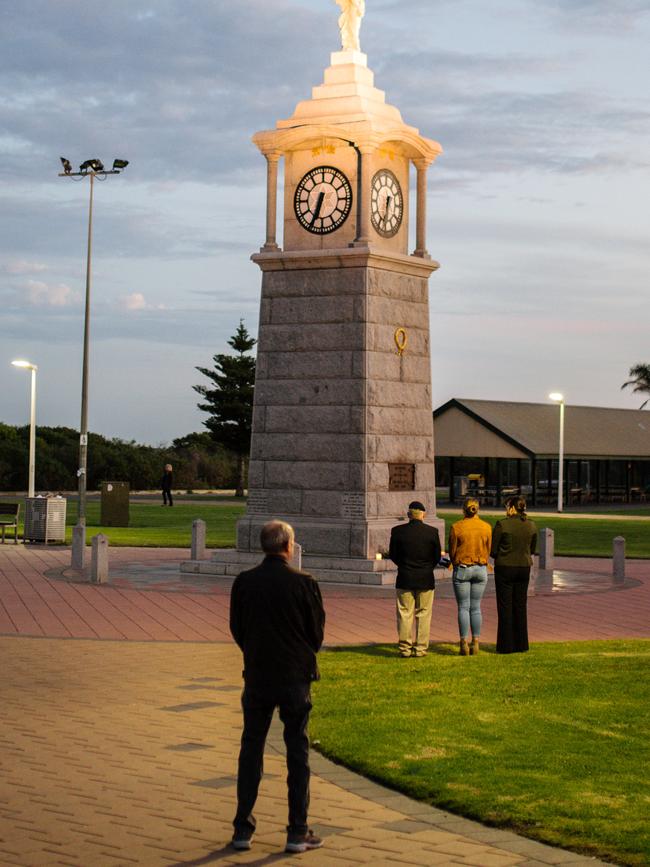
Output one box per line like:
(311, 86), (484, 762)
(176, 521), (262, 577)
(59, 500), (246, 547)
(2, 496), (649, 554)
(439, 511), (650, 558)
(311, 640), (650, 866)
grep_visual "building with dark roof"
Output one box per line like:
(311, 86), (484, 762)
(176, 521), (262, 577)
(433, 399), (650, 506)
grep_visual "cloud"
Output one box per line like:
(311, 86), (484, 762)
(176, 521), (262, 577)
(376, 49), (650, 180)
(539, 0), (650, 29)
(0, 0), (329, 184)
(121, 292), (147, 311)
(5, 259), (48, 274)
(25, 279), (76, 307)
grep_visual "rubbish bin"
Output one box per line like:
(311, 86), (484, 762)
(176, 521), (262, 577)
(100, 481), (130, 527)
(24, 496), (67, 543)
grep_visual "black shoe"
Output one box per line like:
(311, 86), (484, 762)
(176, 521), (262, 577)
(285, 830), (323, 853)
(231, 832), (253, 851)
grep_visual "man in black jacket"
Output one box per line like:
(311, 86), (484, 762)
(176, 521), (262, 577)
(230, 520), (325, 854)
(389, 501), (442, 657)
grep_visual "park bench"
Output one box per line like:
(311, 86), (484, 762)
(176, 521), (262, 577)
(0, 502), (20, 544)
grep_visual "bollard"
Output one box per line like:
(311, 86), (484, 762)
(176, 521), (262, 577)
(191, 519), (207, 560)
(613, 536), (625, 584)
(538, 528), (555, 571)
(71, 524), (86, 570)
(91, 533), (109, 584)
(291, 541), (303, 572)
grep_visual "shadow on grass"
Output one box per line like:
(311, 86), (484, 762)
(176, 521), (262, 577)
(325, 642), (498, 658)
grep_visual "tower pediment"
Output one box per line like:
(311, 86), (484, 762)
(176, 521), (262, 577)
(253, 52), (441, 162)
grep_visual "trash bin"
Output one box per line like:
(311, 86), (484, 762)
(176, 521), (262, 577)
(100, 482), (130, 527)
(24, 496), (67, 543)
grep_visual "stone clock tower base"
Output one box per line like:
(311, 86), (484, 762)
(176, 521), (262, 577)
(181, 247), (445, 586)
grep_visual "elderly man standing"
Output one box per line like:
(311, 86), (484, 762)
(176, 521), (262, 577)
(389, 501), (442, 658)
(230, 520), (325, 854)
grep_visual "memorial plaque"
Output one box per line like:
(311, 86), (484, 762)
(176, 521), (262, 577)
(388, 463), (416, 491)
(341, 493), (365, 518)
(247, 491), (269, 514)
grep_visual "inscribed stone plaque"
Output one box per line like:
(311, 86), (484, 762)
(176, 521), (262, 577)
(247, 491), (269, 514)
(341, 493), (365, 518)
(388, 463), (416, 491)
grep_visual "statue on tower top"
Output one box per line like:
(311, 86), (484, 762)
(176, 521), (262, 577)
(335, 0), (365, 52)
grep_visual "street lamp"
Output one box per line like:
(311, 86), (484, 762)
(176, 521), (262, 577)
(11, 360), (38, 498)
(549, 393), (565, 513)
(58, 156), (129, 568)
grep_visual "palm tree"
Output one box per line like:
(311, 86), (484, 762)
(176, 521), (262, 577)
(621, 363), (650, 409)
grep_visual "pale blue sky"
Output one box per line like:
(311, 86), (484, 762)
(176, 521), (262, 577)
(2, 0), (649, 444)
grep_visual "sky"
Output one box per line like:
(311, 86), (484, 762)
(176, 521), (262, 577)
(2, 0), (649, 445)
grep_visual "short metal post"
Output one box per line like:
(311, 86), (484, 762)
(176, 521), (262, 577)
(191, 519), (207, 561)
(539, 528), (555, 571)
(613, 536), (625, 584)
(91, 533), (109, 584)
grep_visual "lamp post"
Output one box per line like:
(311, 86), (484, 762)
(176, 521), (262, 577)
(58, 156), (128, 568)
(549, 393), (565, 513)
(11, 360), (38, 498)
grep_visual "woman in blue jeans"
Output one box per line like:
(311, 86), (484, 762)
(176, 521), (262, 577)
(448, 498), (492, 655)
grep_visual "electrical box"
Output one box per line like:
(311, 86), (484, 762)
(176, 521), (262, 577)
(100, 481), (130, 527)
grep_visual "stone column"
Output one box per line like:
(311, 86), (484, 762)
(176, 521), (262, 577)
(538, 527), (555, 571)
(91, 533), (109, 584)
(413, 158), (431, 259)
(613, 535), (625, 584)
(351, 145), (373, 246)
(261, 151), (281, 252)
(71, 524), (86, 570)
(191, 519), (206, 560)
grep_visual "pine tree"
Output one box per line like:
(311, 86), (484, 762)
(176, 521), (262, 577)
(194, 321), (256, 496)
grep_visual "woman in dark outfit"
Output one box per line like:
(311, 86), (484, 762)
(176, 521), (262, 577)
(161, 463), (173, 506)
(491, 496), (537, 653)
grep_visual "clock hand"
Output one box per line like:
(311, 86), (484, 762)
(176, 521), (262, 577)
(383, 195), (392, 223)
(311, 191), (325, 224)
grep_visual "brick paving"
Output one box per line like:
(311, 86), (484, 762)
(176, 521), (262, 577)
(0, 545), (648, 645)
(0, 543), (645, 865)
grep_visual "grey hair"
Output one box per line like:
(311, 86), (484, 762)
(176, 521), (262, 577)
(260, 520), (294, 554)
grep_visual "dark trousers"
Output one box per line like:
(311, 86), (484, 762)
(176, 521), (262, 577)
(162, 489), (173, 506)
(234, 682), (312, 837)
(495, 566), (530, 653)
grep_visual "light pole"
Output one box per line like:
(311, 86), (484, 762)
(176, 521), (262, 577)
(11, 360), (38, 498)
(549, 393), (565, 513)
(58, 156), (129, 568)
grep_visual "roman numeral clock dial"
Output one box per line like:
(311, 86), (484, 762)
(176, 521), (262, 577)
(294, 166), (353, 234)
(371, 169), (403, 238)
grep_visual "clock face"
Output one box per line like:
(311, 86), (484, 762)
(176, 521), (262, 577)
(294, 166), (353, 235)
(371, 169), (403, 238)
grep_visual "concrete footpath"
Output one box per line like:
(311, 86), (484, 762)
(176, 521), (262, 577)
(2, 545), (647, 866)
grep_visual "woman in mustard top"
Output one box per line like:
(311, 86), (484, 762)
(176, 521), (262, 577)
(491, 496), (537, 654)
(448, 498), (492, 656)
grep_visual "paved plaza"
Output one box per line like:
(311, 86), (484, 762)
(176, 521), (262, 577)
(1, 544), (648, 866)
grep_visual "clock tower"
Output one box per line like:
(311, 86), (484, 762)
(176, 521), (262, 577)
(185, 6), (443, 584)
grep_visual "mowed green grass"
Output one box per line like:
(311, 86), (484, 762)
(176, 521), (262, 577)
(311, 641), (650, 866)
(439, 511), (650, 558)
(2, 497), (649, 554)
(58, 499), (246, 547)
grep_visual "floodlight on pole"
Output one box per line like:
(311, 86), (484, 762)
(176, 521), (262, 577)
(11, 360), (38, 498)
(549, 392), (565, 513)
(57, 155), (129, 569)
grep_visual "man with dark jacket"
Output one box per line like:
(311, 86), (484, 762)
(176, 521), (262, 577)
(389, 501), (442, 657)
(230, 520), (325, 854)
